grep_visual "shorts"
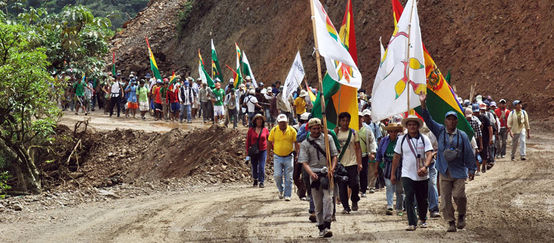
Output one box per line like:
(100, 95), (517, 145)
(214, 105), (225, 116)
(154, 103), (163, 112)
(139, 101), (149, 112)
(127, 102), (138, 110)
(170, 103), (181, 113)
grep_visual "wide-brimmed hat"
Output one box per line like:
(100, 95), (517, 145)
(252, 113), (266, 123)
(299, 90), (308, 97)
(401, 115), (423, 128)
(384, 123), (403, 132)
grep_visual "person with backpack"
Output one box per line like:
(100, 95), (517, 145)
(333, 112), (362, 214)
(246, 114), (270, 188)
(419, 92), (477, 232)
(507, 100), (530, 161)
(224, 87), (240, 129)
(377, 123), (405, 216)
(243, 88), (262, 125)
(299, 118), (339, 238)
(390, 114), (434, 231)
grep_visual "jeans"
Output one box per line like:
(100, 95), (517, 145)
(385, 178), (404, 210)
(274, 155), (294, 197)
(338, 165), (360, 210)
(180, 104), (191, 122)
(427, 163), (439, 212)
(251, 150), (267, 184)
(359, 156), (369, 193)
(511, 130), (527, 158)
(247, 111), (255, 125)
(402, 177), (428, 226)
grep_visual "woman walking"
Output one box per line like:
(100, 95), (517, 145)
(246, 114), (269, 188)
(378, 123), (405, 216)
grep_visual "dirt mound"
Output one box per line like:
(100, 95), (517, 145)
(44, 125), (270, 190)
(111, 0), (553, 117)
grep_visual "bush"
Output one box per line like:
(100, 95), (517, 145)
(0, 171), (10, 198)
(177, 0), (195, 35)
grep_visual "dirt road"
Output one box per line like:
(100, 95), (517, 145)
(1, 114), (553, 242)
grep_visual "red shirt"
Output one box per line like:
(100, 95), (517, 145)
(167, 87), (179, 103)
(153, 86), (162, 104)
(246, 127), (269, 153)
(494, 108), (511, 128)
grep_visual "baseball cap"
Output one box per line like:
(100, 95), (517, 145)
(445, 111), (458, 119)
(499, 99), (506, 104)
(308, 118), (322, 128)
(300, 112), (311, 121)
(490, 101), (497, 107)
(362, 109), (371, 116)
(513, 100), (521, 105)
(464, 107), (473, 118)
(479, 103), (487, 110)
(276, 114), (288, 123)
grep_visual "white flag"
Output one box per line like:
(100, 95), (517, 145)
(198, 60), (208, 85)
(242, 51), (257, 88)
(312, 0), (362, 89)
(282, 51), (305, 104)
(371, 0), (426, 122)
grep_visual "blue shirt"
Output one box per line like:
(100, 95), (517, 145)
(368, 122), (382, 141)
(420, 109), (477, 178)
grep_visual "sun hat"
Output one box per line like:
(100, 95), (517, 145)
(401, 115), (423, 128)
(300, 112), (311, 121)
(384, 123), (403, 131)
(252, 113), (266, 122)
(245, 76), (252, 80)
(249, 89), (256, 95)
(308, 118), (322, 128)
(299, 90), (308, 97)
(276, 114), (288, 123)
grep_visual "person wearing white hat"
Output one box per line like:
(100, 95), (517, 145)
(362, 109), (382, 193)
(358, 111), (377, 198)
(268, 114), (298, 201)
(391, 114), (434, 231)
(507, 100), (530, 161)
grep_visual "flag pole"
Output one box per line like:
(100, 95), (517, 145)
(309, 0), (334, 188)
(405, 0), (416, 116)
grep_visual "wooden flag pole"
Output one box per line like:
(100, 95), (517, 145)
(309, 0), (334, 188)
(405, 1), (416, 116)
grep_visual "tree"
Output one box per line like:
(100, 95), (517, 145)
(0, 22), (61, 194)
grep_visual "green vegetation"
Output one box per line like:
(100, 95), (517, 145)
(177, 0), (195, 35)
(0, 5), (113, 194)
(1, 0), (148, 29)
(0, 171), (10, 198)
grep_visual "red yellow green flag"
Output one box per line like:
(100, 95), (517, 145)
(145, 37), (162, 80)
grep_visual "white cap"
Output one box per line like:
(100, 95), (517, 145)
(276, 114), (288, 123)
(362, 109), (371, 116)
(300, 112), (311, 121)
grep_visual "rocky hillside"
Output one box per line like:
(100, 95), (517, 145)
(111, 0), (553, 117)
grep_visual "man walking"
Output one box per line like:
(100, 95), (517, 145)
(391, 115), (434, 231)
(507, 100), (530, 161)
(358, 112), (377, 198)
(494, 99), (510, 158)
(299, 118), (338, 238)
(334, 112), (363, 213)
(268, 114), (298, 201)
(419, 93), (476, 232)
(212, 82), (225, 124)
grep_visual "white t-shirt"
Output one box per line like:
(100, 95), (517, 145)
(244, 95), (258, 113)
(394, 134), (433, 181)
(111, 82), (121, 97)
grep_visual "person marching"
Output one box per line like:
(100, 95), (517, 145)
(246, 114), (270, 188)
(507, 100), (530, 161)
(377, 123), (405, 216)
(299, 118), (338, 238)
(390, 114), (434, 231)
(334, 112), (362, 213)
(268, 114), (298, 201)
(419, 92), (477, 232)
(358, 111), (378, 198)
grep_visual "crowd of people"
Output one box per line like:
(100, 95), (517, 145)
(59, 71), (530, 238)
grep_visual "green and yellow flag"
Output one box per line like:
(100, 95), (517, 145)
(146, 37), (162, 80)
(211, 39), (223, 82)
(233, 43), (243, 88)
(199, 50), (215, 88)
(312, 0), (359, 131)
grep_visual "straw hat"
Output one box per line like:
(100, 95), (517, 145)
(252, 113), (266, 122)
(384, 123), (403, 132)
(299, 90), (308, 97)
(401, 115), (423, 128)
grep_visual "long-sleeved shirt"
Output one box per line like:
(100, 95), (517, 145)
(507, 109), (530, 134)
(421, 109), (477, 179)
(358, 126), (377, 157)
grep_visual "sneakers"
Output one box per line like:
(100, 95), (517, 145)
(430, 211), (440, 218)
(342, 208), (351, 214)
(352, 201), (359, 211)
(322, 228), (333, 238)
(300, 197), (308, 201)
(397, 211), (404, 216)
(361, 193), (367, 198)
(253, 179), (258, 187)
(386, 207), (393, 215)
(278, 191), (284, 199)
(369, 188), (375, 193)
(284, 197), (291, 201)
(406, 225), (417, 231)
(259, 183), (264, 188)
(475, 171), (480, 176)
(521, 157), (527, 161)
(309, 213), (317, 223)
(447, 221), (457, 232)
(418, 221), (428, 228)
(457, 215), (466, 229)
